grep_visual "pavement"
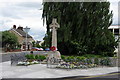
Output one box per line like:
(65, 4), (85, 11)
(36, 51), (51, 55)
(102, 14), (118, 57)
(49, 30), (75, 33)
(0, 61), (119, 79)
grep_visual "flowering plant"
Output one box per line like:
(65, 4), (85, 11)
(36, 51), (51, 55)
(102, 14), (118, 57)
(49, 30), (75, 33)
(50, 46), (56, 51)
(17, 60), (39, 66)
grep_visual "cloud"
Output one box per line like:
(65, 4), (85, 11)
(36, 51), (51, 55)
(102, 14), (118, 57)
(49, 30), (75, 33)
(0, 1), (45, 41)
(110, 3), (118, 24)
(109, 0), (119, 24)
(119, 2), (120, 25)
(16, 2), (42, 9)
(0, 0), (43, 3)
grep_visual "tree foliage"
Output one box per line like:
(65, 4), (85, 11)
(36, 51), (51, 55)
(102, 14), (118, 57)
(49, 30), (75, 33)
(42, 2), (117, 56)
(2, 31), (18, 51)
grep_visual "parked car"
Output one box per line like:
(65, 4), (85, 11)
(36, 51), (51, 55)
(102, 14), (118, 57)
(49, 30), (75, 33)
(32, 47), (43, 51)
(45, 48), (50, 51)
(36, 48), (44, 51)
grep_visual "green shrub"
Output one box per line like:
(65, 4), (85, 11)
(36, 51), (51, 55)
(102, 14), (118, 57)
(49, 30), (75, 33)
(29, 54), (35, 59)
(25, 54), (35, 59)
(25, 54), (29, 59)
(100, 57), (111, 66)
(101, 52), (114, 57)
(82, 54), (101, 58)
(85, 58), (92, 64)
(25, 54), (46, 61)
(35, 55), (39, 59)
(75, 56), (86, 62)
(94, 58), (99, 65)
(61, 55), (66, 60)
(38, 55), (46, 61)
(66, 56), (71, 62)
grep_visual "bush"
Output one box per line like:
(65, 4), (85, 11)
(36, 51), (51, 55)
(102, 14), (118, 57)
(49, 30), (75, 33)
(35, 55), (39, 59)
(100, 57), (111, 66)
(82, 54), (101, 58)
(25, 54), (46, 61)
(25, 54), (34, 59)
(94, 58), (99, 65)
(76, 56), (86, 61)
(101, 52), (114, 57)
(61, 55), (66, 60)
(86, 58), (92, 64)
(38, 55), (46, 61)
(29, 54), (35, 59)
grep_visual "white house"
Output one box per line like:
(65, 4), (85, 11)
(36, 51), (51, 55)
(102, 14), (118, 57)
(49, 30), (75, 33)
(108, 24), (120, 54)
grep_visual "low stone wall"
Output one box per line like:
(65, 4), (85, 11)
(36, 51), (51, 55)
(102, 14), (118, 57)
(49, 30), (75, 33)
(109, 57), (118, 67)
(89, 57), (118, 67)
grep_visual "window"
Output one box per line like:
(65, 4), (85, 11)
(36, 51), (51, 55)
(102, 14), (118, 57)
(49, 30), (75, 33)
(109, 29), (113, 33)
(114, 29), (119, 35)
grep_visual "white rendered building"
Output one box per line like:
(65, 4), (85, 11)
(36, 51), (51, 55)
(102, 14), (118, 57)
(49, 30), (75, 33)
(108, 24), (120, 54)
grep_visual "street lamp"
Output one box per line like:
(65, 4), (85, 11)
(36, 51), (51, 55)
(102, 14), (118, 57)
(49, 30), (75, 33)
(23, 26), (30, 52)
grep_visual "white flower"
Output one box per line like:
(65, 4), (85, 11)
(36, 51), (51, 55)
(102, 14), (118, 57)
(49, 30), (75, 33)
(27, 62), (30, 64)
(23, 62), (26, 64)
(33, 61), (39, 64)
(18, 61), (24, 64)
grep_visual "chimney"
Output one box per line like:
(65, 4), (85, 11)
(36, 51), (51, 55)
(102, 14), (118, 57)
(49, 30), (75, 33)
(13, 25), (16, 29)
(17, 26), (23, 31)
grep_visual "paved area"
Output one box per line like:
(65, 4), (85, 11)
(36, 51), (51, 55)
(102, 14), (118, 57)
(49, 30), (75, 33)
(0, 61), (119, 79)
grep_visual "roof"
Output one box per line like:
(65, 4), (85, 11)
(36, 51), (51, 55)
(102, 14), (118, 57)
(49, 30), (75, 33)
(11, 28), (32, 38)
(36, 41), (41, 44)
(16, 29), (32, 38)
(108, 25), (120, 29)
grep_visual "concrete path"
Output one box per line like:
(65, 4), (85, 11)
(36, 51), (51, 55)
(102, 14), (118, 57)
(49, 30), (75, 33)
(0, 61), (119, 79)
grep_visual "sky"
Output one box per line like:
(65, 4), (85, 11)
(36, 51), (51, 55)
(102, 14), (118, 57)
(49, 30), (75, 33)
(0, 0), (119, 41)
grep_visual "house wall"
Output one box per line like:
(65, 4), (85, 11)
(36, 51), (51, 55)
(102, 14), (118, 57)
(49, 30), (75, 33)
(9, 29), (34, 50)
(9, 30), (24, 44)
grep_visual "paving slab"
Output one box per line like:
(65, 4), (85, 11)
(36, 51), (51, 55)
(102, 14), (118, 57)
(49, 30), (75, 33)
(0, 61), (119, 79)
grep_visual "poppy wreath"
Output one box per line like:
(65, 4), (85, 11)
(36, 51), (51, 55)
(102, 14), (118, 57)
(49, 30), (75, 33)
(50, 46), (56, 51)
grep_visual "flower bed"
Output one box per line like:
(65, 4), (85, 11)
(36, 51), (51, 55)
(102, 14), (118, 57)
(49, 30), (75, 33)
(56, 62), (98, 69)
(16, 54), (46, 66)
(55, 55), (113, 69)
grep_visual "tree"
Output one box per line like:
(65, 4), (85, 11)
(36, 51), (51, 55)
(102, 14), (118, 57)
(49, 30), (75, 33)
(32, 41), (36, 47)
(42, 1), (117, 56)
(2, 31), (18, 51)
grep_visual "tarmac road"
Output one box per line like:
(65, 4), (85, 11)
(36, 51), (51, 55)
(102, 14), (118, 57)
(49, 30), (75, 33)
(1, 72), (120, 80)
(62, 72), (120, 80)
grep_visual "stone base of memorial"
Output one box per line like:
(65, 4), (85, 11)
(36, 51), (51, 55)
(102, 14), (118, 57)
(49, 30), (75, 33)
(47, 51), (61, 59)
(41, 51), (61, 64)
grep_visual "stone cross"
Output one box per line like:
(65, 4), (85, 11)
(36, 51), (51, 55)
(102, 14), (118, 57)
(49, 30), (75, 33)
(49, 18), (60, 48)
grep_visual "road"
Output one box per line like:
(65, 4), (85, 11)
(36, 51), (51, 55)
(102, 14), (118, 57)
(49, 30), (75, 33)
(61, 72), (120, 80)
(1, 72), (120, 80)
(0, 51), (48, 62)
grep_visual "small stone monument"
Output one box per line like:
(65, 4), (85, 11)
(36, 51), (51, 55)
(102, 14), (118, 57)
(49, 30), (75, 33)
(47, 18), (61, 59)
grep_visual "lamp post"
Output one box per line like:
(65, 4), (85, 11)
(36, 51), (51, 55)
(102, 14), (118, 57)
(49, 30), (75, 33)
(23, 26), (30, 52)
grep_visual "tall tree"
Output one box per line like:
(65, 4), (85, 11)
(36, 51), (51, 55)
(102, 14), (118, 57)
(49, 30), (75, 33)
(42, 1), (117, 56)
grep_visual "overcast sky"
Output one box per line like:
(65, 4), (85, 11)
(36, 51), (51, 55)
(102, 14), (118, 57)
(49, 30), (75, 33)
(0, 0), (119, 41)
